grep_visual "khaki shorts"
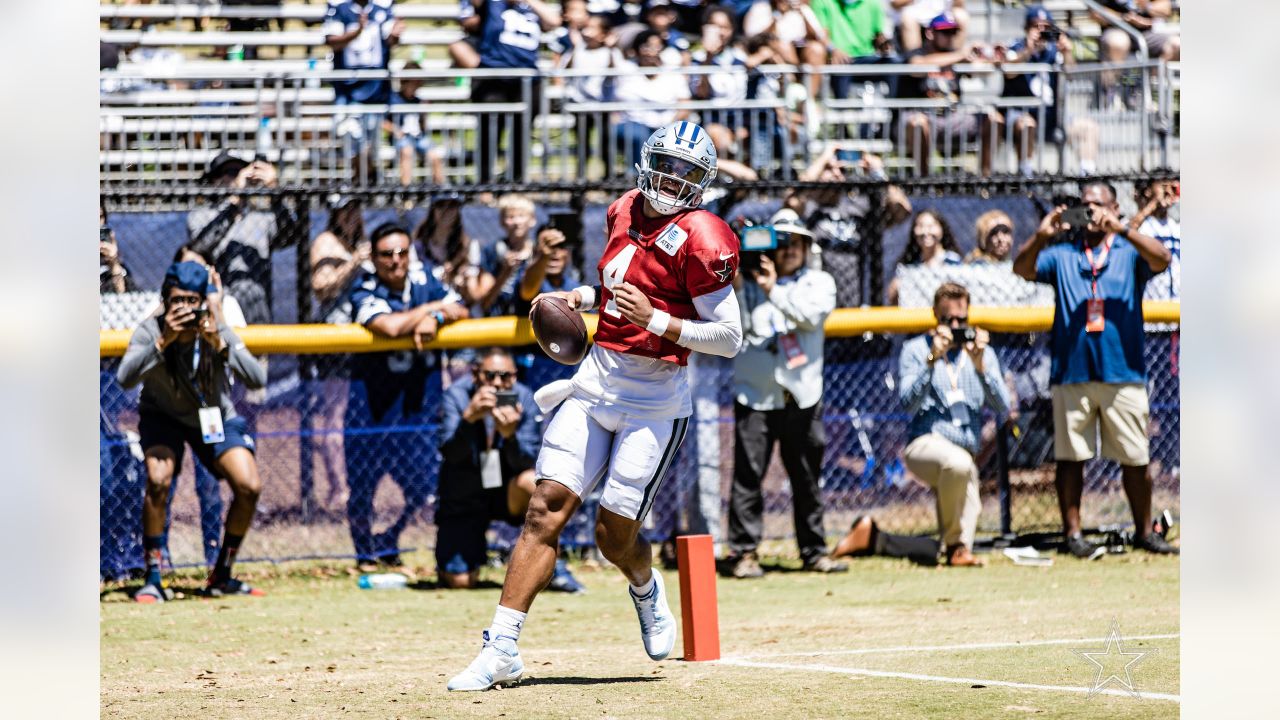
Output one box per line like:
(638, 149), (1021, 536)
(1051, 382), (1150, 465)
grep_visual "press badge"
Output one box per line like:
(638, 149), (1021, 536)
(1086, 298), (1106, 333)
(949, 400), (971, 427)
(778, 333), (808, 369)
(198, 406), (225, 445)
(480, 449), (503, 490)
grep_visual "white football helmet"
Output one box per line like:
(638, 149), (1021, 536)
(636, 121), (718, 216)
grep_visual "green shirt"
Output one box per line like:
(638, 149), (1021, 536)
(810, 0), (885, 58)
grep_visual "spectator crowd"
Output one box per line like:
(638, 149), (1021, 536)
(101, 2), (1181, 182)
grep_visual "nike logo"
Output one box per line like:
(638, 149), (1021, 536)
(718, 251), (733, 260)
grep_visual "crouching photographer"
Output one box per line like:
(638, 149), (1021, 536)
(897, 282), (1011, 567)
(116, 262), (267, 601)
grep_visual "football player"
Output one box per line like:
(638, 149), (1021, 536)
(448, 121), (742, 690)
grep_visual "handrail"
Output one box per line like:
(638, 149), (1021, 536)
(99, 3), (463, 21)
(1079, 0), (1148, 59)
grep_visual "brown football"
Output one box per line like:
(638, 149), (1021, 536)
(531, 296), (588, 365)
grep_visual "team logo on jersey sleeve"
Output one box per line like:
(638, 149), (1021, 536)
(713, 251), (735, 282)
(655, 223), (689, 256)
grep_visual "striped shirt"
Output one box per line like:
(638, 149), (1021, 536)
(898, 334), (1011, 455)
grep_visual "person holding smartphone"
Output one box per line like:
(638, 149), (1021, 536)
(99, 204), (137, 295)
(435, 348), (584, 593)
(116, 262), (268, 601)
(897, 282), (1011, 566)
(1013, 180), (1177, 559)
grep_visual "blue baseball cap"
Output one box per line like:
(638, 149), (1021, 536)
(928, 12), (960, 31)
(1025, 6), (1052, 26)
(162, 261), (211, 296)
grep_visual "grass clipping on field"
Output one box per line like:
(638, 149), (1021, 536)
(102, 554), (1179, 719)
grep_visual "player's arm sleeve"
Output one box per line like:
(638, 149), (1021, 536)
(116, 322), (164, 389)
(769, 271), (836, 331)
(676, 284), (743, 358)
(898, 338), (934, 414)
(218, 324), (267, 389)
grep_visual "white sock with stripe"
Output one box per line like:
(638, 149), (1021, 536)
(489, 605), (526, 642)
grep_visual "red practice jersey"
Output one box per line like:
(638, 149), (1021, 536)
(593, 189), (740, 365)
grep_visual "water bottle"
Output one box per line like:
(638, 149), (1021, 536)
(305, 57), (320, 89)
(358, 572), (408, 590)
(228, 44), (245, 62)
(256, 116), (274, 159)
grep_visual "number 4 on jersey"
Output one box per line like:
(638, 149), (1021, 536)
(601, 244), (638, 317)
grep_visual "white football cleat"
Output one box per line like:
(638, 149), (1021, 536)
(446, 631), (525, 691)
(629, 571), (677, 661)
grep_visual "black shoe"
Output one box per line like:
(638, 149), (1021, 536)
(1133, 532), (1180, 555)
(1061, 533), (1105, 560)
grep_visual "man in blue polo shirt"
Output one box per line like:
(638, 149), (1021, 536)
(1014, 181), (1178, 559)
(345, 223), (469, 568)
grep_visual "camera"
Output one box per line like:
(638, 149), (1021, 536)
(959, 327), (977, 344)
(1041, 26), (1061, 44)
(192, 304), (208, 321)
(1061, 205), (1092, 229)
(494, 390), (518, 409)
(739, 224), (777, 273)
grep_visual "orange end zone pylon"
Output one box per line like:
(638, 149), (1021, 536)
(675, 534), (720, 661)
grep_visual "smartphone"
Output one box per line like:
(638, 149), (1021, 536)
(739, 225), (777, 274)
(835, 148), (862, 164)
(100, 226), (113, 244)
(1060, 205), (1092, 229)
(494, 390), (518, 409)
(545, 210), (582, 248)
(192, 304), (208, 321)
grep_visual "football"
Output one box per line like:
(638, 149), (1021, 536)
(531, 296), (588, 365)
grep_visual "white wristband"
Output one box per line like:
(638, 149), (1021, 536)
(646, 309), (672, 337)
(573, 285), (596, 312)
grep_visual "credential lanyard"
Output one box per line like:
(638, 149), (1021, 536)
(189, 339), (207, 406)
(1083, 236), (1113, 299)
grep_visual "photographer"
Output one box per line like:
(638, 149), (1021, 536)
(726, 210), (847, 578)
(100, 204), (137, 294)
(186, 152), (305, 325)
(436, 347), (584, 592)
(1013, 181), (1178, 558)
(1001, 6), (1075, 177)
(116, 262), (268, 601)
(518, 220), (583, 307)
(898, 282), (1010, 567)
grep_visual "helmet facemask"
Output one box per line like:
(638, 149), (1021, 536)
(637, 149), (714, 216)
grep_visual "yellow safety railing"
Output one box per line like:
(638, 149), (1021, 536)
(98, 301), (1180, 357)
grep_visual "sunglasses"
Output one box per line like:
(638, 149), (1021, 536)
(375, 248), (409, 260)
(939, 315), (969, 325)
(479, 370), (515, 382)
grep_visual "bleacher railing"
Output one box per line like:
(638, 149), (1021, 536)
(100, 61), (1179, 187)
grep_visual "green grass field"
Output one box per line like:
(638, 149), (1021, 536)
(101, 552), (1178, 719)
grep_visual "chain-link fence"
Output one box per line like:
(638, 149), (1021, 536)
(99, 178), (1179, 578)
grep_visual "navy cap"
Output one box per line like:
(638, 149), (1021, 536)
(162, 261), (211, 296)
(1025, 6), (1052, 26)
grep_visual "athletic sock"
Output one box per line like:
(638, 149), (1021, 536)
(143, 535), (166, 587)
(210, 533), (244, 585)
(629, 573), (656, 599)
(489, 605), (527, 643)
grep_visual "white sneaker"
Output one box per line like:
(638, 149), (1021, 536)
(446, 631), (524, 691)
(629, 571), (676, 661)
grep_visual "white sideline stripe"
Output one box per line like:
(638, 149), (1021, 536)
(726, 633), (1180, 660)
(718, 658), (1181, 703)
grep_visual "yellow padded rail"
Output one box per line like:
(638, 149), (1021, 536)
(98, 302), (1179, 357)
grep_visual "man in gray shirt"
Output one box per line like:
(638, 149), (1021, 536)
(898, 282), (1011, 566)
(186, 152), (305, 325)
(117, 262), (267, 602)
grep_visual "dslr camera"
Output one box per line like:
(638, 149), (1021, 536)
(738, 223), (777, 274)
